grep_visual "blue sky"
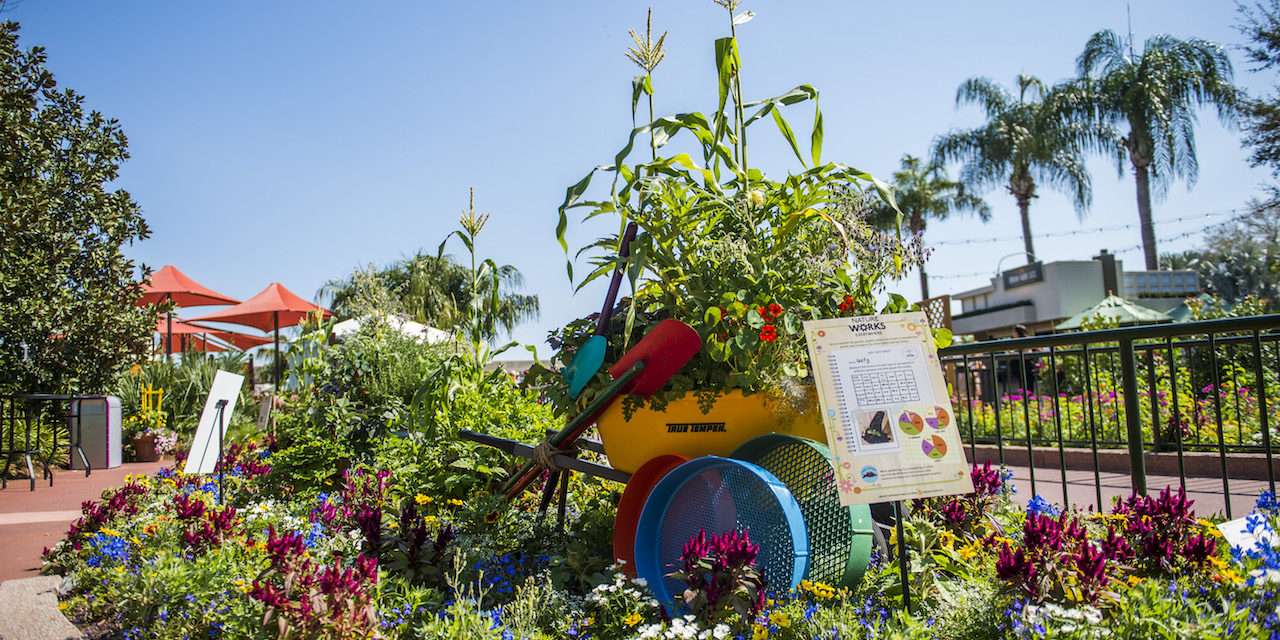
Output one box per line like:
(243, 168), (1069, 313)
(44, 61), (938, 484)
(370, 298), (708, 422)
(10, 1), (1273, 354)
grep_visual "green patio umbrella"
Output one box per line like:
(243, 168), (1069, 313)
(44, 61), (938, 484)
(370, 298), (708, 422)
(1055, 295), (1172, 330)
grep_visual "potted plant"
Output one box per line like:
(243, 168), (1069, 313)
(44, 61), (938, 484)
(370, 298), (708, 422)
(124, 405), (170, 462)
(531, 1), (928, 473)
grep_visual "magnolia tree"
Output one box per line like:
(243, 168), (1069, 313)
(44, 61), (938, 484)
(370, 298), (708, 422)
(0, 21), (153, 394)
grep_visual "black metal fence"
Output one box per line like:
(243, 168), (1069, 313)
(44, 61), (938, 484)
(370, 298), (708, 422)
(938, 314), (1280, 518)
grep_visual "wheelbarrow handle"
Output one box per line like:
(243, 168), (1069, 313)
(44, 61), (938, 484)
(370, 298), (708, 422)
(502, 361), (644, 500)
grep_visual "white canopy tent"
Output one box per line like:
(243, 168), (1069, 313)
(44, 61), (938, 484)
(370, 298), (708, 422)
(331, 314), (452, 345)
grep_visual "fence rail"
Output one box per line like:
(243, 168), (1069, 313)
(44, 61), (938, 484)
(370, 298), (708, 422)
(938, 314), (1280, 518)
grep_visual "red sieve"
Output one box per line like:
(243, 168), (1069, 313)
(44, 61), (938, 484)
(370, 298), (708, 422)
(612, 454), (688, 576)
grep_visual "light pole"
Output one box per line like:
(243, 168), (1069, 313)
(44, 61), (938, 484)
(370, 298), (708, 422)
(993, 251), (1036, 286)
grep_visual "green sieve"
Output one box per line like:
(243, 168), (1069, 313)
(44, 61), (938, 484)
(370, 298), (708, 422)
(731, 434), (874, 588)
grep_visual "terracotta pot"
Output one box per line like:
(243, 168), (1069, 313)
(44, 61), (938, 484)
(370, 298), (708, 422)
(132, 434), (160, 462)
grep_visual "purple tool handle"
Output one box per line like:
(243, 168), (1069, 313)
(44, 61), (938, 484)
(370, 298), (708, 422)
(594, 222), (638, 336)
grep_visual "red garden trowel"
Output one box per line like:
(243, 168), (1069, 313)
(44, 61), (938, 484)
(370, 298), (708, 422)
(561, 221), (638, 399)
(503, 318), (701, 503)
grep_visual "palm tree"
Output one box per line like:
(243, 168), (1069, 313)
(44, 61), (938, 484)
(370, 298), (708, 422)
(934, 75), (1118, 264)
(871, 154), (991, 299)
(1074, 30), (1239, 270)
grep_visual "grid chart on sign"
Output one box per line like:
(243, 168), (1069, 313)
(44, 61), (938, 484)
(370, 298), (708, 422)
(826, 353), (856, 436)
(848, 362), (921, 406)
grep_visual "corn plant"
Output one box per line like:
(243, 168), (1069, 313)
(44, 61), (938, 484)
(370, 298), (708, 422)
(548, 2), (919, 412)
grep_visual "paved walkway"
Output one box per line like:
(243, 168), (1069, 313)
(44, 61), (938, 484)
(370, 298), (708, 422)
(0, 576), (82, 640)
(1002, 464), (1271, 518)
(0, 461), (168, 582)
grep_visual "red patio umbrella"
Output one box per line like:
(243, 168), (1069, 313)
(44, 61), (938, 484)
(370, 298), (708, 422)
(181, 334), (228, 353)
(213, 330), (274, 351)
(137, 265), (239, 357)
(188, 283), (331, 385)
(153, 319), (272, 353)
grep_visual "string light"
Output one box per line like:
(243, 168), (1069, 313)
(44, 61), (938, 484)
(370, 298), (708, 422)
(927, 209), (1250, 280)
(929, 210), (1237, 247)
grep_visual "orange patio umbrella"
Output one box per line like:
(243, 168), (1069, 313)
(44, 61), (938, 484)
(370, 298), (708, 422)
(138, 265), (239, 357)
(188, 283), (331, 385)
(213, 330), (274, 351)
(153, 318), (272, 353)
(181, 334), (229, 353)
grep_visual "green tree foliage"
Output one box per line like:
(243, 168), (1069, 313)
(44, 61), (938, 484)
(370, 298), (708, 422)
(869, 154), (990, 300)
(1073, 29), (1239, 270)
(1238, 1), (1280, 175)
(934, 75), (1116, 265)
(0, 21), (153, 394)
(321, 224), (538, 342)
(1161, 199), (1280, 309)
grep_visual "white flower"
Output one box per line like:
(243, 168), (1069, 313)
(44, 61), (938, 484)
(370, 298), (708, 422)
(633, 577), (648, 587)
(712, 624), (730, 639)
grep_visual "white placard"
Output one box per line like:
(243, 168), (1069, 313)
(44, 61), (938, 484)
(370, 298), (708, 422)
(1218, 514), (1276, 552)
(804, 312), (972, 505)
(183, 370), (244, 475)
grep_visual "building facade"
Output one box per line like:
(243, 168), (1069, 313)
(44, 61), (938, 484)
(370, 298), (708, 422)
(949, 251), (1198, 339)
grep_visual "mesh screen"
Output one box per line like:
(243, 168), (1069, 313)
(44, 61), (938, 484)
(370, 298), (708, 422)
(655, 463), (799, 600)
(746, 440), (852, 586)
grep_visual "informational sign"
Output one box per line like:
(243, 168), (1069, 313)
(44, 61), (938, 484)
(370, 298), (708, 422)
(803, 312), (971, 505)
(183, 370), (244, 475)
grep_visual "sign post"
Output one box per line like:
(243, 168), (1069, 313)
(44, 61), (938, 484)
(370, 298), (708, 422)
(803, 312), (972, 613)
(214, 400), (227, 505)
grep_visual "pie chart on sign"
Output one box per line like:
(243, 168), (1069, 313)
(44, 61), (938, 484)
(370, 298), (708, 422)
(921, 435), (948, 459)
(898, 411), (924, 436)
(926, 406), (952, 430)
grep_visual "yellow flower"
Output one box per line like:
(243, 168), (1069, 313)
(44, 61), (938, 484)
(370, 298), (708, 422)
(415, 494), (432, 505)
(958, 540), (982, 561)
(938, 530), (956, 550)
(769, 611), (790, 628)
(234, 579), (251, 593)
(423, 515), (440, 526)
(623, 612), (642, 627)
(99, 528), (121, 538)
(130, 536), (142, 546)
(446, 498), (464, 507)
(799, 579), (837, 600)
(752, 624), (770, 640)
(1199, 519), (1223, 537)
(1126, 575), (1143, 587)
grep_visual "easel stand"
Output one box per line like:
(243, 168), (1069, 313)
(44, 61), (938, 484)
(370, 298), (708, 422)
(214, 400), (227, 505)
(893, 500), (912, 614)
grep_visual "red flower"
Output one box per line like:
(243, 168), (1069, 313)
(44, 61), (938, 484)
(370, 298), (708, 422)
(756, 305), (767, 318)
(767, 303), (783, 319)
(759, 324), (778, 342)
(838, 294), (856, 314)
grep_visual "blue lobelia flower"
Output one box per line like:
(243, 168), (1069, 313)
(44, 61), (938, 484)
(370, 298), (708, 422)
(1026, 495), (1060, 518)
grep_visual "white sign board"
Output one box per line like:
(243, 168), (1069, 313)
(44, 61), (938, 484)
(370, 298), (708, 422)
(804, 312), (971, 505)
(183, 370), (244, 475)
(1218, 514), (1276, 552)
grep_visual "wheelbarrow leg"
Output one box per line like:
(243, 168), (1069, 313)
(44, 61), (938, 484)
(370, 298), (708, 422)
(535, 470), (560, 527)
(556, 468), (570, 533)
